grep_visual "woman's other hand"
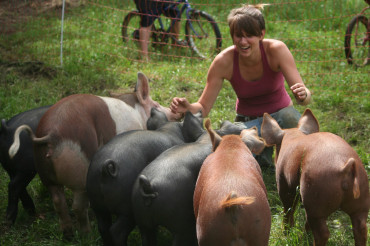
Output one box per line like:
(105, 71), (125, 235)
(291, 83), (307, 101)
(290, 83), (311, 105)
(170, 97), (191, 114)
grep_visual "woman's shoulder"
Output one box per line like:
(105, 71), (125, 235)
(262, 39), (291, 71)
(208, 45), (235, 79)
(218, 45), (235, 57)
(212, 46), (235, 67)
(263, 39), (289, 55)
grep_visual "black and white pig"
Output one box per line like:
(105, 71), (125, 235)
(131, 120), (244, 246)
(0, 105), (50, 224)
(86, 110), (204, 246)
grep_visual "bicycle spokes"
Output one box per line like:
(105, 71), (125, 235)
(192, 16), (209, 40)
(186, 11), (222, 59)
(353, 22), (369, 65)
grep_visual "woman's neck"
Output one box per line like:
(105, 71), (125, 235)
(236, 41), (264, 81)
(239, 46), (262, 67)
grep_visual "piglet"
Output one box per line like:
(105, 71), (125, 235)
(0, 105), (50, 224)
(193, 119), (271, 246)
(261, 108), (370, 246)
(86, 110), (203, 246)
(8, 72), (179, 239)
(132, 120), (244, 246)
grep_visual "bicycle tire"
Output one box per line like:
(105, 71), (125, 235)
(185, 10), (222, 59)
(122, 10), (141, 43)
(344, 15), (369, 66)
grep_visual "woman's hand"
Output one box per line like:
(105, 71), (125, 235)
(290, 83), (307, 101)
(170, 97), (191, 114)
(290, 83), (311, 105)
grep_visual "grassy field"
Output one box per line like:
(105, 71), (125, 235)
(0, 0), (369, 245)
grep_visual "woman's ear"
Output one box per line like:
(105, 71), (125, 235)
(260, 29), (266, 39)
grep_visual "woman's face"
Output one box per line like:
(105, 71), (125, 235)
(232, 30), (265, 58)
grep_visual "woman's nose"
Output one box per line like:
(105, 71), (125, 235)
(239, 36), (248, 43)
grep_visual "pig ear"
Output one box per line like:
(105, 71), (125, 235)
(205, 119), (222, 151)
(182, 111), (204, 142)
(261, 113), (285, 146)
(241, 127), (266, 155)
(217, 120), (243, 136)
(135, 72), (150, 104)
(297, 108), (319, 135)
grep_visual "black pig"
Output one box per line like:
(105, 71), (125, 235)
(0, 105), (50, 224)
(86, 109), (203, 246)
(131, 120), (243, 246)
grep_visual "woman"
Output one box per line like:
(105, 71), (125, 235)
(170, 4), (311, 168)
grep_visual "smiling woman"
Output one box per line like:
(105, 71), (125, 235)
(169, 3), (312, 169)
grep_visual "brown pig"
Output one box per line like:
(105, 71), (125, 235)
(8, 72), (179, 239)
(261, 108), (370, 246)
(193, 119), (271, 246)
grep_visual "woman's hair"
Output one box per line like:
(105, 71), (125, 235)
(227, 4), (267, 38)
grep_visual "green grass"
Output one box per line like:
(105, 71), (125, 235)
(0, 0), (369, 245)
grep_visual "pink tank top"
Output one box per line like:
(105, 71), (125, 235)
(230, 41), (291, 117)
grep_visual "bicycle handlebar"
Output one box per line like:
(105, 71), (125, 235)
(162, 0), (191, 15)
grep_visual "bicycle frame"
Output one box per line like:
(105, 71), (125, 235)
(156, 0), (201, 41)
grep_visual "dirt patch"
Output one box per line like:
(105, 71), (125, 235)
(0, 0), (81, 34)
(0, 60), (58, 79)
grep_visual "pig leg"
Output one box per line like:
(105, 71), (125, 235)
(277, 176), (300, 229)
(110, 215), (135, 246)
(20, 188), (36, 215)
(49, 185), (73, 239)
(72, 190), (91, 234)
(94, 211), (113, 246)
(6, 174), (20, 224)
(305, 215), (329, 246)
(6, 172), (36, 224)
(18, 173), (37, 215)
(139, 225), (157, 246)
(350, 211), (368, 246)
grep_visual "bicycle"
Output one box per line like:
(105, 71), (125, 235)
(344, 0), (369, 67)
(121, 0), (222, 60)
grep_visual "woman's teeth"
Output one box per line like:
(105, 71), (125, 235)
(241, 46), (250, 50)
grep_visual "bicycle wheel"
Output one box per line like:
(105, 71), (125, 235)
(344, 15), (369, 66)
(122, 11), (142, 58)
(185, 10), (222, 59)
